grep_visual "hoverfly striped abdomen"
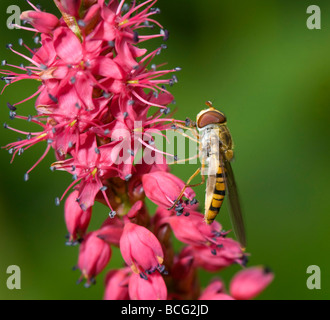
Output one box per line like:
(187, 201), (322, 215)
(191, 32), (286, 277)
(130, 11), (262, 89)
(205, 165), (227, 224)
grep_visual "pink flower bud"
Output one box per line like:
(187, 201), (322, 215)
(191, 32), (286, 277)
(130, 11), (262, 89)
(128, 156), (169, 202)
(104, 268), (130, 300)
(126, 200), (150, 227)
(77, 231), (112, 285)
(172, 246), (195, 280)
(129, 272), (167, 300)
(153, 207), (172, 229)
(65, 190), (92, 243)
(168, 211), (222, 246)
(54, 0), (81, 17)
(126, 200), (143, 219)
(192, 237), (245, 272)
(229, 267), (274, 300)
(20, 11), (59, 34)
(54, 0), (96, 16)
(97, 216), (124, 247)
(199, 279), (234, 300)
(120, 222), (164, 274)
(84, 0), (97, 7)
(171, 248), (199, 299)
(142, 171), (195, 208)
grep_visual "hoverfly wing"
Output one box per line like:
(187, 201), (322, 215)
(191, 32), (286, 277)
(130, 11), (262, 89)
(220, 153), (247, 248)
(204, 153), (219, 213)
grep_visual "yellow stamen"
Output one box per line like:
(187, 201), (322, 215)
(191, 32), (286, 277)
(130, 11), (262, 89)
(127, 80), (139, 84)
(131, 263), (139, 274)
(82, 269), (88, 279)
(157, 256), (164, 265)
(118, 19), (129, 26)
(70, 119), (77, 127)
(91, 168), (98, 177)
(37, 133), (47, 139)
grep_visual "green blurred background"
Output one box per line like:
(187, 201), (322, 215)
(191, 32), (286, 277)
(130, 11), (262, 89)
(0, 0), (329, 300)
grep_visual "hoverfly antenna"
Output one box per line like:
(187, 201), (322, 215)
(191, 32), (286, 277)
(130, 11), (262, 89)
(205, 101), (214, 109)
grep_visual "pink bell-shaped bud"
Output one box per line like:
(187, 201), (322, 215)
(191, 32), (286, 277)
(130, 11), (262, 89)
(193, 237), (245, 272)
(64, 190), (92, 244)
(97, 216), (124, 247)
(142, 171), (195, 209)
(20, 11), (59, 33)
(119, 222), (164, 275)
(229, 266), (274, 300)
(54, 0), (81, 17)
(168, 211), (222, 246)
(77, 231), (112, 287)
(104, 268), (130, 300)
(199, 279), (234, 300)
(128, 272), (167, 300)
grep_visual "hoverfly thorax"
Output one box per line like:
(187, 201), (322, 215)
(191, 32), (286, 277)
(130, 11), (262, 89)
(197, 102), (233, 167)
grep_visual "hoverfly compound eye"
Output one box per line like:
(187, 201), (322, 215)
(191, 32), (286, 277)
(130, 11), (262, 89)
(197, 110), (227, 128)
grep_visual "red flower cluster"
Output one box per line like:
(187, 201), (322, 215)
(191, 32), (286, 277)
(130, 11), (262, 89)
(1, 0), (273, 299)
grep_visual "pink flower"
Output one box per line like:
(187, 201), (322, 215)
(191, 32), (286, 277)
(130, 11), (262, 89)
(64, 190), (92, 243)
(52, 133), (118, 212)
(171, 251), (195, 282)
(192, 237), (246, 272)
(125, 200), (150, 227)
(54, 0), (83, 17)
(2, 0), (178, 216)
(20, 11), (60, 33)
(142, 171), (196, 209)
(167, 211), (222, 246)
(3, 118), (52, 180)
(77, 231), (112, 287)
(229, 267), (274, 300)
(120, 222), (164, 274)
(129, 272), (167, 300)
(170, 247), (199, 300)
(127, 154), (169, 202)
(97, 216), (124, 247)
(199, 267), (274, 300)
(104, 268), (130, 300)
(91, 0), (168, 56)
(199, 279), (234, 300)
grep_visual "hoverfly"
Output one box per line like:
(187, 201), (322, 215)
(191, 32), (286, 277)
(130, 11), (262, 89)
(170, 101), (246, 248)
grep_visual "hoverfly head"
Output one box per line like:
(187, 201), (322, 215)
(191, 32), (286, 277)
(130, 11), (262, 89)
(196, 101), (227, 129)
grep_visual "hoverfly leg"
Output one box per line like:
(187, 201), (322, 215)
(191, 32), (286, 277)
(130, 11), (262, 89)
(167, 168), (205, 210)
(167, 154), (199, 165)
(170, 120), (199, 140)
